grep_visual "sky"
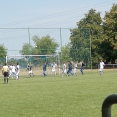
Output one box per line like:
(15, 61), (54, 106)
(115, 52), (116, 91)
(0, 0), (117, 55)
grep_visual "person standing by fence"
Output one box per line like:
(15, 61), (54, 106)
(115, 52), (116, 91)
(2, 63), (9, 84)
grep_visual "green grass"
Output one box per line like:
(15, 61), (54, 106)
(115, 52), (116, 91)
(0, 71), (117, 117)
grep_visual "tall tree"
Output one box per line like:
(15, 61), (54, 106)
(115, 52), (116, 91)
(20, 43), (34, 55)
(20, 35), (59, 65)
(102, 4), (117, 63)
(70, 9), (103, 66)
(20, 35), (59, 55)
(61, 43), (72, 62)
(0, 44), (7, 64)
(32, 35), (59, 55)
(70, 28), (82, 62)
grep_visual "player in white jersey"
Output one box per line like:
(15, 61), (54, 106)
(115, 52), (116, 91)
(99, 60), (105, 75)
(12, 64), (16, 78)
(9, 64), (13, 77)
(62, 62), (67, 77)
(73, 62), (78, 76)
(16, 63), (20, 80)
(51, 62), (57, 75)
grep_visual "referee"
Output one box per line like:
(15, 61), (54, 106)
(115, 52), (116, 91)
(2, 63), (9, 84)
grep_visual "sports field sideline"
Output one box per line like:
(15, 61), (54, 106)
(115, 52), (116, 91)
(0, 70), (117, 117)
(1, 67), (117, 77)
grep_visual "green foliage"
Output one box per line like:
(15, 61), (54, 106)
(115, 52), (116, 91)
(70, 28), (80, 61)
(61, 43), (72, 62)
(32, 35), (59, 55)
(7, 58), (28, 68)
(19, 35), (59, 65)
(14, 4), (117, 65)
(70, 9), (103, 65)
(0, 44), (7, 65)
(20, 43), (33, 55)
(20, 35), (59, 55)
(0, 44), (7, 57)
(102, 4), (117, 63)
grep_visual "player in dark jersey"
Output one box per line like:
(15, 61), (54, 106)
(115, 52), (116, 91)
(27, 64), (34, 77)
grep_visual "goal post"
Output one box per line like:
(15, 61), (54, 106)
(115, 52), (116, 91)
(6, 54), (61, 76)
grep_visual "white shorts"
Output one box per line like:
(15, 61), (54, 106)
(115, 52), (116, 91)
(16, 70), (20, 75)
(99, 68), (104, 71)
(28, 70), (33, 74)
(74, 68), (77, 73)
(62, 69), (66, 74)
(52, 69), (56, 72)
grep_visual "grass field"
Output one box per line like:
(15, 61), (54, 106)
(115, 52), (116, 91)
(0, 70), (117, 117)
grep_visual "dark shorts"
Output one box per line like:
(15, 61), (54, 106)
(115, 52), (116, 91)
(4, 72), (9, 77)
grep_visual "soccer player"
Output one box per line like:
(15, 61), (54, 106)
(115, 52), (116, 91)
(73, 62), (78, 76)
(16, 63), (20, 80)
(51, 62), (57, 75)
(99, 60), (105, 75)
(43, 62), (47, 77)
(27, 64), (34, 77)
(12, 64), (16, 78)
(80, 61), (85, 75)
(2, 63), (9, 84)
(67, 61), (73, 76)
(8, 64), (13, 78)
(62, 62), (67, 77)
